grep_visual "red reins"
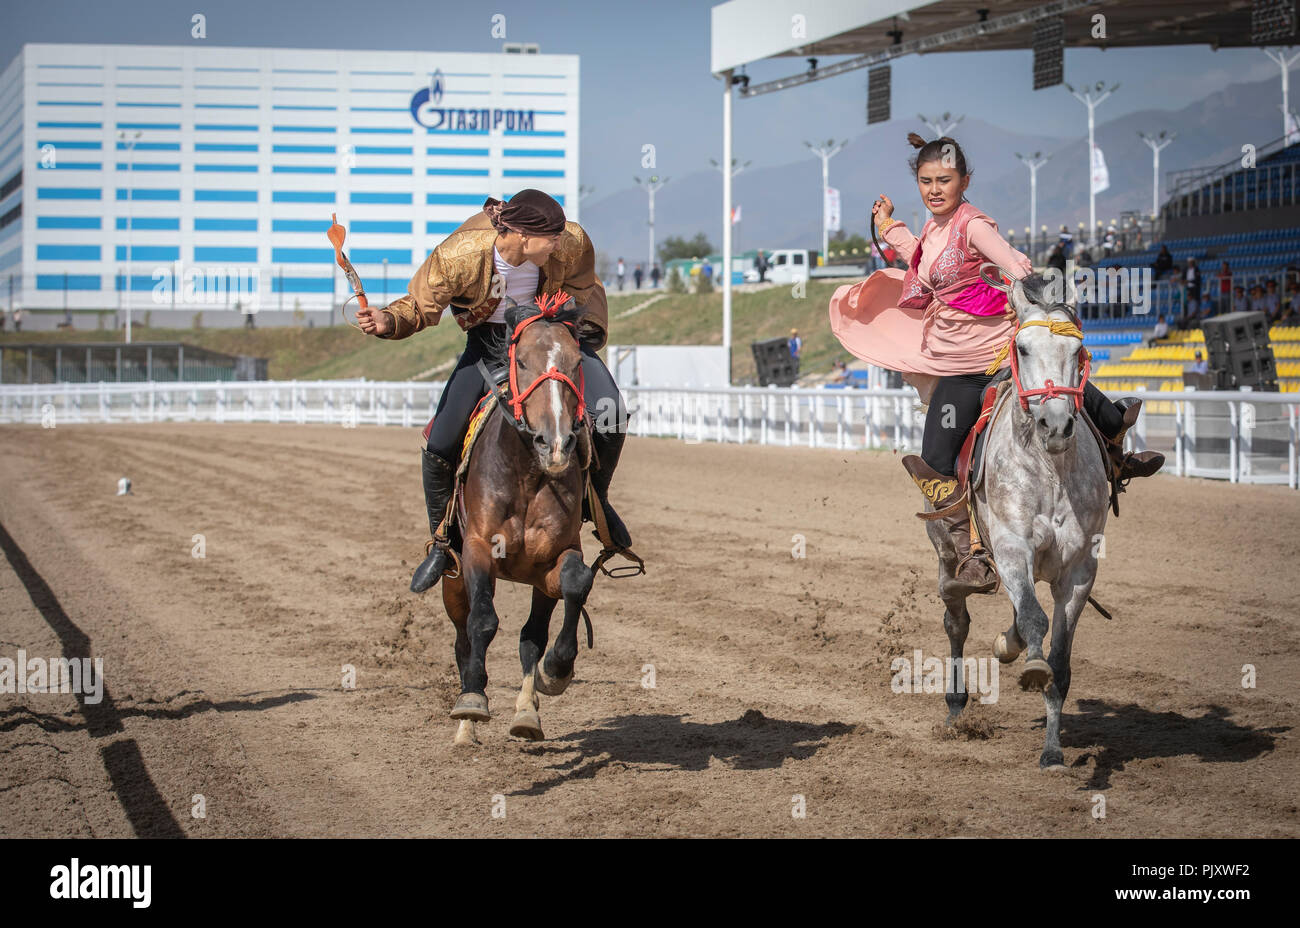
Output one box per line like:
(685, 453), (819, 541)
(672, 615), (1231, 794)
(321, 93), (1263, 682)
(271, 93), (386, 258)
(505, 290), (586, 427)
(999, 317), (1092, 413)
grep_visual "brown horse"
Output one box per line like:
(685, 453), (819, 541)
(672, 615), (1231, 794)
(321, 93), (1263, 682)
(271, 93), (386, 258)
(442, 291), (595, 745)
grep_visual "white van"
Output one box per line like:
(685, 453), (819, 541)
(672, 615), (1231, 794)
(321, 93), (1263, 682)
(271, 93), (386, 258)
(763, 249), (811, 284)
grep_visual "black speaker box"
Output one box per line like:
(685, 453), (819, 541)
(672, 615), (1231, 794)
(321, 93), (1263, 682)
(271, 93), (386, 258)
(751, 337), (799, 387)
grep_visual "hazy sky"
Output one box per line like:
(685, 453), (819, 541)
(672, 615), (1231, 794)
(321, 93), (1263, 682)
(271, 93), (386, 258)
(5, 0), (1291, 200)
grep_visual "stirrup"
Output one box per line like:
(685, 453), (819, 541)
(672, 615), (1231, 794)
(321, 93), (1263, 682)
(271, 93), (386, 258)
(424, 534), (461, 580)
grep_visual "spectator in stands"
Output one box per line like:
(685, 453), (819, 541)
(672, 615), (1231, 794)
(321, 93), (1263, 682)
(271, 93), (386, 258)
(1169, 268), (1187, 324)
(1152, 245), (1173, 279)
(1286, 280), (1300, 318)
(1103, 225), (1117, 256)
(1076, 247), (1093, 269)
(1216, 261), (1232, 313)
(1184, 257), (1202, 317)
(1233, 285), (1248, 313)
(1188, 350), (1208, 375)
(1263, 279), (1281, 318)
(831, 359), (850, 384)
(1247, 284), (1265, 315)
(1047, 241), (1067, 276)
(1058, 225), (1073, 258)
(1147, 315), (1169, 347)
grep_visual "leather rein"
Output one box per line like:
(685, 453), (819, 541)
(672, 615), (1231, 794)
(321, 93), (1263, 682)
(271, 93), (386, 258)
(503, 290), (586, 436)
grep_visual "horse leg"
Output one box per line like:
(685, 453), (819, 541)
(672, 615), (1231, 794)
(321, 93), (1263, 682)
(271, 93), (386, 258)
(994, 539), (1053, 692)
(1040, 563), (1094, 771)
(509, 588), (557, 740)
(536, 550), (593, 696)
(441, 572), (480, 746)
(942, 592), (971, 724)
(449, 538), (499, 724)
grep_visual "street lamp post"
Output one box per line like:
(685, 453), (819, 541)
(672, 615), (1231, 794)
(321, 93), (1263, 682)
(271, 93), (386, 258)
(633, 174), (669, 281)
(118, 129), (141, 343)
(1138, 131), (1176, 219)
(1263, 48), (1300, 141)
(804, 139), (845, 267)
(1015, 151), (1051, 261)
(1065, 82), (1118, 251)
(918, 112), (964, 138)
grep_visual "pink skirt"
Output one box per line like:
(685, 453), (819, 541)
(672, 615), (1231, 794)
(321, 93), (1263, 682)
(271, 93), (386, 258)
(828, 270), (1015, 404)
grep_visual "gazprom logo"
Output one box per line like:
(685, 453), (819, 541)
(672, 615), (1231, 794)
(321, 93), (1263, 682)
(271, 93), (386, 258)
(410, 71), (536, 133)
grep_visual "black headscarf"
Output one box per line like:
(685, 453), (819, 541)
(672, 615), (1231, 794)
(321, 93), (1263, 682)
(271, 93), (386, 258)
(482, 189), (566, 235)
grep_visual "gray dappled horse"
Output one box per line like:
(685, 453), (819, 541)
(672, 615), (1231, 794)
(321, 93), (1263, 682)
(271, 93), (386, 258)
(930, 269), (1109, 771)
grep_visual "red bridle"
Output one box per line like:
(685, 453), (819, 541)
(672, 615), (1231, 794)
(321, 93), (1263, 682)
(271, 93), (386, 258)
(995, 317), (1092, 413)
(506, 290), (586, 427)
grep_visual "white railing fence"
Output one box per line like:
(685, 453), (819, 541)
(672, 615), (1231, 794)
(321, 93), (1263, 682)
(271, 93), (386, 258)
(1, 380), (1297, 488)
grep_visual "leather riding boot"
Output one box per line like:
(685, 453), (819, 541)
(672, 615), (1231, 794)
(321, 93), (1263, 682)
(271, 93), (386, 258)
(901, 455), (997, 596)
(1108, 398), (1165, 482)
(584, 428), (632, 550)
(410, 449), (456, 593)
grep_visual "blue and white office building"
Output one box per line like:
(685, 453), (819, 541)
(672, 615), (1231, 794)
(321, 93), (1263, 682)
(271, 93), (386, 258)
(0, 43), (579, 325)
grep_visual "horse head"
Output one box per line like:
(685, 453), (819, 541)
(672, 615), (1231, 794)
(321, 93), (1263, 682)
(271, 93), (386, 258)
(502, 291), (586, 476)
(981, 266), (1088, 456)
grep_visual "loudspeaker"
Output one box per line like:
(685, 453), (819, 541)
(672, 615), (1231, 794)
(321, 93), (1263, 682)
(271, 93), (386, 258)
(752, 337), (799, 387)
(1201, 311), (1268, 358)
(1200, 311), (1278, 391)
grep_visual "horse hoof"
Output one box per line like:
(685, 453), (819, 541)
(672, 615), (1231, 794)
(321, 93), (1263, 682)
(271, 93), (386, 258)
(1039, 757), (1068, 774)
(453, 720), (479, 746)
(993, 631), (1025, 663)
(1018, 659), (1053, 692)
(535, 665), (573, 697)
(509, 709), (544, 741)
(450, 692), (490, 721)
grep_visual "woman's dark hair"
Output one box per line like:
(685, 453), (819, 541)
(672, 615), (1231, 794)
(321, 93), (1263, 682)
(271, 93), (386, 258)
(907, 132), (971, 178)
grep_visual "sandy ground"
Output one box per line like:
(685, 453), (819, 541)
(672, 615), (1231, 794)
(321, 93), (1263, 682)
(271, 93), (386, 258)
(0, 422), (1297, 838)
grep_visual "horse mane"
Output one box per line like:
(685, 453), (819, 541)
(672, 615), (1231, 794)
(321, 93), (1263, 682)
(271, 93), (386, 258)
(1017, 273), (1081, 328)
(504, 291), (582, 331)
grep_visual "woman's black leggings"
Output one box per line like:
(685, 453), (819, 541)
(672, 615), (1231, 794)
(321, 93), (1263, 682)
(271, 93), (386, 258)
(921, 372), (1125, 476)
(426, 323), (626, 460)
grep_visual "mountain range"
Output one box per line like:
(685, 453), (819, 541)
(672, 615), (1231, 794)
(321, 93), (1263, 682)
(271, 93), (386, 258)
(580, 75), (1293, 264)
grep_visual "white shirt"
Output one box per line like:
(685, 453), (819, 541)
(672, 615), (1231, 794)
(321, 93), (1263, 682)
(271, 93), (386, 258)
(489, 246), (541, 324)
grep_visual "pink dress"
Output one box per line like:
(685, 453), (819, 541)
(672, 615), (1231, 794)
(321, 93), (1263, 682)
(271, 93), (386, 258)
(828, 200), (1032, 403)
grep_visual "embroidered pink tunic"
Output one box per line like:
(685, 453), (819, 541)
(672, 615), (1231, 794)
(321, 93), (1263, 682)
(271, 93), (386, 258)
(828, 200), (1032, 402)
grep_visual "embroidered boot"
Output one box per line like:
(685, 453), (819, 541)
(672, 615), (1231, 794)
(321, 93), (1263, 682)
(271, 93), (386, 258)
(901, 455), (997, 596)
(1108, 398), (1165, 483)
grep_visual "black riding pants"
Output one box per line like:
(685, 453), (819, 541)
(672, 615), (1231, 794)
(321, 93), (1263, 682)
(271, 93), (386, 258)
(426, 323), (625, 460)
(920, 372), (1124, 477)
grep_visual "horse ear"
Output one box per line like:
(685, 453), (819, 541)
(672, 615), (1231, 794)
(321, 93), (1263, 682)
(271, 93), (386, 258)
(979, 262), (1012, 294)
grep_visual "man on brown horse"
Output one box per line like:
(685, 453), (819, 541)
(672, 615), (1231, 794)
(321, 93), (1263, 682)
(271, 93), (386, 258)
(355, 190), (631, 592)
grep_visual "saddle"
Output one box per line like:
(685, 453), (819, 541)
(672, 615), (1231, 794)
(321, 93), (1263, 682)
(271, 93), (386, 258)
(420, 389), (598, 550)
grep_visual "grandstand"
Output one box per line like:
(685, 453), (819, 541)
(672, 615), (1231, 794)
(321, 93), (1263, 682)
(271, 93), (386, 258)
(1063, 133), (1300, 403)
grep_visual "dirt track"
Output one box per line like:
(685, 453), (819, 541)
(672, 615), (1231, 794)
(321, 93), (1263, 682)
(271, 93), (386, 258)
(1, 422), (1297, 837)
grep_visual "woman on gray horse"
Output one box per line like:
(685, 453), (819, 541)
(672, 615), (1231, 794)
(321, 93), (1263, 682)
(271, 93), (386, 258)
(830, 133), (1162, 595)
